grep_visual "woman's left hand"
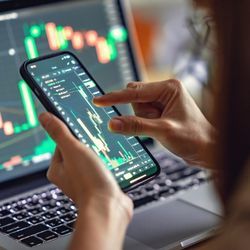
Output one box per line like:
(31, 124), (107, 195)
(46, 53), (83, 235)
(39, 112), (133, 250)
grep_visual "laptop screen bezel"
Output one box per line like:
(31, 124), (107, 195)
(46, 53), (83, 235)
(0, 0), (143, 199)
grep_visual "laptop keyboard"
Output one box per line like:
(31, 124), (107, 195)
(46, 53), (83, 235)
(0, 188), (76, 247)
(0, 150), (210, 248)
(128, 151), (210, 208)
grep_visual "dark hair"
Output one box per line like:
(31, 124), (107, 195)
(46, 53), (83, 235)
(210, 0), (250, 208)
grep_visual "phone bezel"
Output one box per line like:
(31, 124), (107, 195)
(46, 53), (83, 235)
(20, 51), (161, 192)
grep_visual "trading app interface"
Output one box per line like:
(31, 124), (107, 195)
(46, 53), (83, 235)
(27, 54), (157, 188)
(0, 0), (137, 182)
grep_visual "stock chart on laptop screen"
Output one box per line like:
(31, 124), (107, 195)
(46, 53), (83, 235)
(0, 0), (137, 182)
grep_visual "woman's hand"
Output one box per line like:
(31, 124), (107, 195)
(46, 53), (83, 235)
(94, 80), (216, 167)
(39, 112), (133, 250)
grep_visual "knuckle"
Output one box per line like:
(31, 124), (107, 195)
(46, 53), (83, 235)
(125, 82), (146, 102)
(166, 79), (182, 92)
(161, 119), (173, 130)
(131, 84), (144, 101)
(158, 119), (176, 138)
(127, 81), (143, 90)
(130, 117), (143, 134)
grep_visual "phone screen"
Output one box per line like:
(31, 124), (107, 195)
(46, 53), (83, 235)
(25, 52), (159, 189)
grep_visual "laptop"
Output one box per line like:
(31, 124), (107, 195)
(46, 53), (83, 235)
(0, 0), (222, 249)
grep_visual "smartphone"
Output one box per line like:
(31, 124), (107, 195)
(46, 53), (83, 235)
(20, 51), (160, 191)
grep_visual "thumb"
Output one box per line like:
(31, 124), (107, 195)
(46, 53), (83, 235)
(39, 112), (77, 150)
(108, 116), (162, 138)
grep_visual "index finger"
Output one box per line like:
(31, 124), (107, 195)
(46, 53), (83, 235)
(93, 82), (159, 107)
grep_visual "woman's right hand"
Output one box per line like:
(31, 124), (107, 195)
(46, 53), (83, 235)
(94, 80), (216, 167)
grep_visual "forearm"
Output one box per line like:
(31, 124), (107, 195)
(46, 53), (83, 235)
(69, 197), (131, 250)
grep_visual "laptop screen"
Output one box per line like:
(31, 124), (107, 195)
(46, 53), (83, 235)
(0, 0), (140, 183)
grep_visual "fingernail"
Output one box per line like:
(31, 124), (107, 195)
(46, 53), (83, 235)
(39, 113), (52, 127)
(109, 118), (124, 132)
(92, 97), (102, 106)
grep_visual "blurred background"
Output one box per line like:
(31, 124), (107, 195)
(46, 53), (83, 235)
(129, 0), (214, 118)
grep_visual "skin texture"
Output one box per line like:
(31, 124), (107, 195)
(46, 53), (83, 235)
(39, 79), (216, 250)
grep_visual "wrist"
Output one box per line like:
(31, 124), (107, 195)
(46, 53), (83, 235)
(78, 192), (133, 225)
(195, 123), (217, 168)
(70, 193), (133, 250)
(184, 122), (217, 168)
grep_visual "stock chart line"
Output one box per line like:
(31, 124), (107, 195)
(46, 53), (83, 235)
(24, 22), (128, 63)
